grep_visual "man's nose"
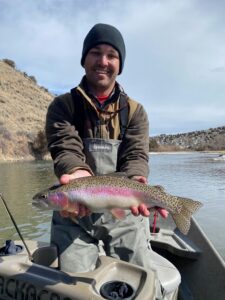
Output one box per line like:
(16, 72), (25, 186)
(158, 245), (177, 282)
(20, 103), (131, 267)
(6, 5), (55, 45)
(97, 54), (108, 65)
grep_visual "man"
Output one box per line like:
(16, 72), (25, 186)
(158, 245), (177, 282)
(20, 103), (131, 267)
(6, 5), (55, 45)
(46, 23), (166, 276)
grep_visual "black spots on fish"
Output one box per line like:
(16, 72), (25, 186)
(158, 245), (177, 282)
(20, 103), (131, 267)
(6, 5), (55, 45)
(152, 185), (165, 191)
(181, 197), (203, 214)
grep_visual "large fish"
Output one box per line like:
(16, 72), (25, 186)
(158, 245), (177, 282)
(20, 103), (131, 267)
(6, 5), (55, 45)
(32, 176), (203, 235)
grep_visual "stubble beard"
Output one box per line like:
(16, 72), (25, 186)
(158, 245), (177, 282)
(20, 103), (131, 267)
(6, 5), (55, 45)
(87, 68), (117, 95)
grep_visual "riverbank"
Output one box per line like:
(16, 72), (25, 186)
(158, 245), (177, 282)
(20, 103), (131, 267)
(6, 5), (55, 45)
(1, 150), (225, 163)
(150, 150), (225, 155)
(0, 153), (51, 162)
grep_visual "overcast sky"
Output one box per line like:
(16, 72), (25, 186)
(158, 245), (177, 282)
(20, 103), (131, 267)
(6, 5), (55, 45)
(1, 0), (225, 135)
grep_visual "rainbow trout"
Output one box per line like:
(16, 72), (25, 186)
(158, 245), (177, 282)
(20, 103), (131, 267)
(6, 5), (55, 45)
(32, 176), (203, 235)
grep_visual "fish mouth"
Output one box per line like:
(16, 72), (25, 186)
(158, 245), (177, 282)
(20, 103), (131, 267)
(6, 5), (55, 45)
(32, 198), (40, 207)
(33, 201), (50, 210)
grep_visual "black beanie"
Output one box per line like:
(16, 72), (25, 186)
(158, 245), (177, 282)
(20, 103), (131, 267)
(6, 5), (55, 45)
(81, 23), (126, 74)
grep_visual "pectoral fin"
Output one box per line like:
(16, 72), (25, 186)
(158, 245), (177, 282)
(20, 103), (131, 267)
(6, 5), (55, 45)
(110, 208), (126, 219)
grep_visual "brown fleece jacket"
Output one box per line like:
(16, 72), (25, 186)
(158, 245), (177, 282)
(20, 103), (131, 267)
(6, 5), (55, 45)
(45, 78), (149, 178)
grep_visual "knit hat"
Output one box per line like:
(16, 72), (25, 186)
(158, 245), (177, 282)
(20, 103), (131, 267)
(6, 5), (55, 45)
(81, 23), (126, 74)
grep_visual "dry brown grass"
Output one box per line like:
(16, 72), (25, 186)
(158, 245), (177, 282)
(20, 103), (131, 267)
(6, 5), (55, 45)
(0, 60), (54, 160)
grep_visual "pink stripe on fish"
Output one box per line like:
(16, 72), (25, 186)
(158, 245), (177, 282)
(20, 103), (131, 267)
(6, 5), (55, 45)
(76, 186), (144, 198)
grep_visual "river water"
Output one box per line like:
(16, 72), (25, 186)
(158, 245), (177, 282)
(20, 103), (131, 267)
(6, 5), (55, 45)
(0, 152), (224, 260)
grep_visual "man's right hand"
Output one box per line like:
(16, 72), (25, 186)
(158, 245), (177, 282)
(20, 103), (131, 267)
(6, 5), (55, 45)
(59, 170), (92, 218)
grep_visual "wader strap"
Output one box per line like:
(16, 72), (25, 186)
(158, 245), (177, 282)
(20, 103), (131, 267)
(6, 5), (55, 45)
(119, 93), (128, 140)
(71, 87), (85, 137)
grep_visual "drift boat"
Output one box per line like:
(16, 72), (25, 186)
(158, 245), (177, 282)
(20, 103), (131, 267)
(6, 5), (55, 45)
(150, 215), (225, 300)
(0, 214), (224, 300)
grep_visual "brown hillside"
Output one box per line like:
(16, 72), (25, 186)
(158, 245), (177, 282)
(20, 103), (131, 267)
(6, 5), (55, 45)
(0, 60), (53, 133)
(0, 59), (54, 160)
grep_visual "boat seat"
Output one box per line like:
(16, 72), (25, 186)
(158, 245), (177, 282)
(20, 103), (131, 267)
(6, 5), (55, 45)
(150, 228), (202, 260)
(32, 242), (181, 299)
(151, 251), (181, 300)
(98, 239), (181, 299)
(32, 245), (59, 268)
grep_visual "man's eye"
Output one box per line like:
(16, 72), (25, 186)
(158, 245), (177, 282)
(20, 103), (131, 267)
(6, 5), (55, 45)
(90, 51), (100, 56)
(108, 54), (119, 60)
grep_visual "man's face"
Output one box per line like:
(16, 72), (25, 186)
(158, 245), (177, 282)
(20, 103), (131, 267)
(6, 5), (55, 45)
(84, 44), (120, 95)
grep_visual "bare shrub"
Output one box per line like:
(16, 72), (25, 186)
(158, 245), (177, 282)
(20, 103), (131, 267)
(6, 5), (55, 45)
(28, 130), (48, 160)
(3, 58), (16, 68)
(0, 126), (12, 140)
(29, 75), (37, 84)
(41, 86), (49, 93)
(0, 140), (7, 154)
(3, 130), (12, 140)
(149, 138), (159, 151)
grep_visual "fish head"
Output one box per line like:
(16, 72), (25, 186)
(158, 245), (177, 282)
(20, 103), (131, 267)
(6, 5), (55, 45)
(32, 190), (50, 210)
(32, 183), (66, 210)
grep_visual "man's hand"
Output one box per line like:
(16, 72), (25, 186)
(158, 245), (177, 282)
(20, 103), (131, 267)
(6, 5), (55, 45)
(60, 169), (92, 183)
(130, 176), (168, 218)
(59, 170), (92, 218)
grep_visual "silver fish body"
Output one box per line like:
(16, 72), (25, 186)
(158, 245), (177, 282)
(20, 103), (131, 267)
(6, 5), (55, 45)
(32, 176), (203, 235)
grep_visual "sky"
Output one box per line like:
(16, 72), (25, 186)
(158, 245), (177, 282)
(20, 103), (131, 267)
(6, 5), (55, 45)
(0, 0), (225, 135)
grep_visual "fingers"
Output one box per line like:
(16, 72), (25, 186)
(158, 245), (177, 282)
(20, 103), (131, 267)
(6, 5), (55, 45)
(78, 203), (86, 217)
(59, 174), (71, 185)
(130, 177), (169, 219)
(59, 170), (92, 185)
(60, 204), (91, 218)
(130, 203), (150, 217)
(59, 171), (92, 218)
(157, 208), (168, 218)
(78, 204), (91, 217)
(130, 204), (168, 218)
(139, 203), (150, 216)
(60, 210), (70, 217)
(130, 206), (139, 216)
(131, 176), (147, 184)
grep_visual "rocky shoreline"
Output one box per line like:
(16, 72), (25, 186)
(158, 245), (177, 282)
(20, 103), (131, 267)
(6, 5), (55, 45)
(151, 126), (225, 151)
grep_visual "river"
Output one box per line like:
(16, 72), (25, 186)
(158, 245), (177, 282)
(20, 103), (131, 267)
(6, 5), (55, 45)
(0, 152), (224, 260)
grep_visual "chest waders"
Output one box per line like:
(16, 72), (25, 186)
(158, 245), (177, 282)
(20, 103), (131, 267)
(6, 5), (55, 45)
(80, 88), (128, 175)
(83, 138), (121, 175)
(50, 88), (163, 299)
(51, 89), (132, 270)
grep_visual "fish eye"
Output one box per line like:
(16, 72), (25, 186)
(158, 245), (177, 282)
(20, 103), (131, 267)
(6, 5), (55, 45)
(40, 194), (47, 199)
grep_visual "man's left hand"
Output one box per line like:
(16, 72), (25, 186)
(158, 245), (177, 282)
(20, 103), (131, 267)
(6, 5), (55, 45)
(130, 176), (168, 218)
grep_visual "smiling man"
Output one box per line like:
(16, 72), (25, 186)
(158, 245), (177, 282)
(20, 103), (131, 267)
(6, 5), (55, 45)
(83, 44), (120, 96)
(45, 24), (164, 297)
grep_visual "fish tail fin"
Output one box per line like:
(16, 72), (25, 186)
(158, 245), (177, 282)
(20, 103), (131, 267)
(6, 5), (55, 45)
(171, 197), (203, 235)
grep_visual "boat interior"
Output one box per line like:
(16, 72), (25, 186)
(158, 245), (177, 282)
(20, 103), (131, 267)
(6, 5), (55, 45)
(0, 216), (224, 299)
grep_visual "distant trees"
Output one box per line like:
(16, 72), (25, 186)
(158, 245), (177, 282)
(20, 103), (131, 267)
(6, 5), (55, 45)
(194, 135), (225, 151)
